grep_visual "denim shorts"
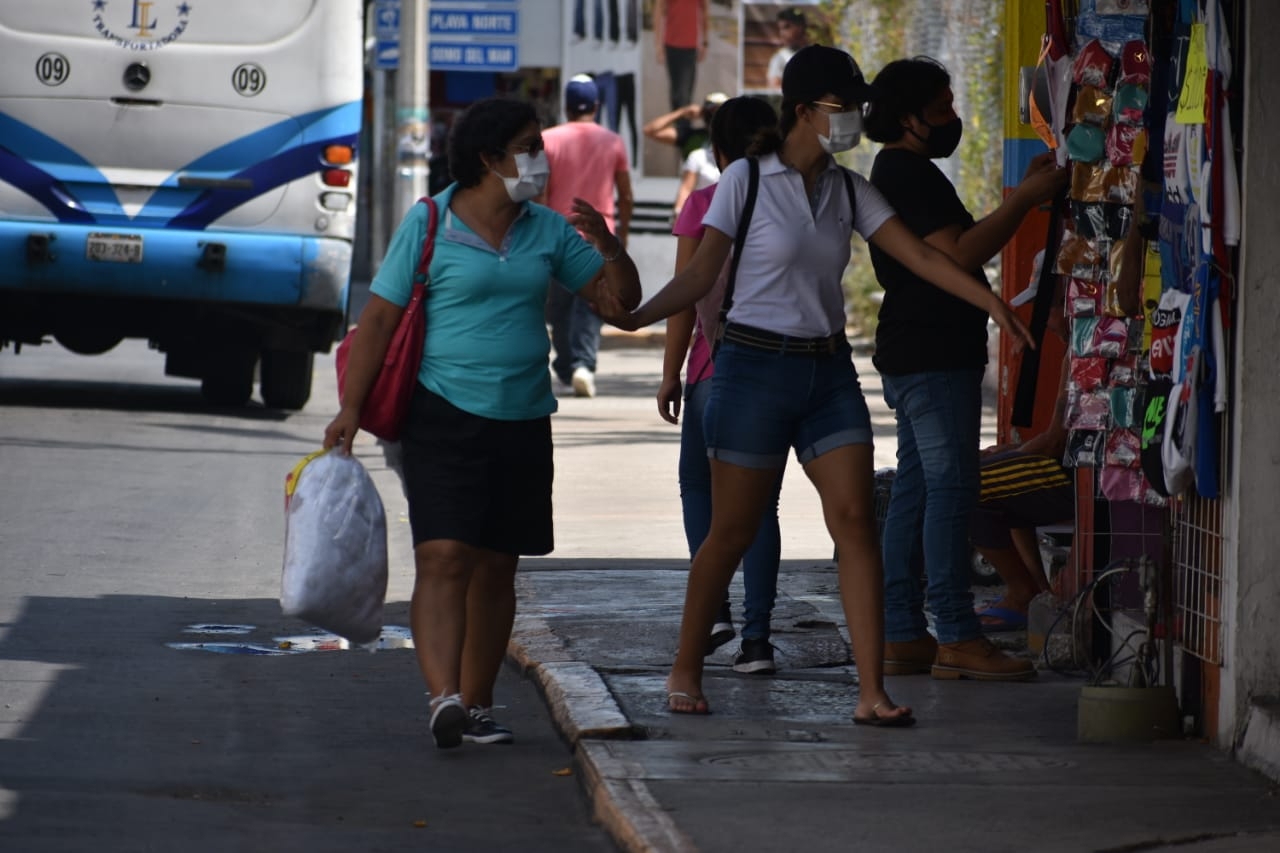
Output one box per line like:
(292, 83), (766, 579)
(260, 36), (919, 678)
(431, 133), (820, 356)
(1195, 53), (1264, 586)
(703, 338), (872, 469)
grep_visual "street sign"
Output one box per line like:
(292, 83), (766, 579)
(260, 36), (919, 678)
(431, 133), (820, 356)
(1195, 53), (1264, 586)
(428, 41), (518, 72)
(375, 0), (400, 36)
(428, 10), (518, 37)
(427, 1), (519, 73)
(374, 41), (399, 70)
(374, 0), (400, 70)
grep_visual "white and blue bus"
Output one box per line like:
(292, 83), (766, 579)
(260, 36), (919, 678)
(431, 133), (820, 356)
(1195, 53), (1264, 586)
(0, 0), (364, 408)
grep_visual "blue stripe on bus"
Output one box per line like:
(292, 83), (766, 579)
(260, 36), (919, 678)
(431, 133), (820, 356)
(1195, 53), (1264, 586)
(0, 102), (360, 229)
(0, 112), (123, 219)
(0, 221), (337, 306)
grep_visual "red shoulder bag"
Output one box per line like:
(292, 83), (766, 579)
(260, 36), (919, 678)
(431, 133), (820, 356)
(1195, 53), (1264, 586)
(335, 197), (439, 441)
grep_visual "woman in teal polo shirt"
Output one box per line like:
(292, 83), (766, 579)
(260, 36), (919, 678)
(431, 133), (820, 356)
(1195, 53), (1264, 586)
(325, 97), (641, 750)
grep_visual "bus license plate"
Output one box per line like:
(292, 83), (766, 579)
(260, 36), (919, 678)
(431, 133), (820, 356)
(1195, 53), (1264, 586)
(86, 233), (143, 263)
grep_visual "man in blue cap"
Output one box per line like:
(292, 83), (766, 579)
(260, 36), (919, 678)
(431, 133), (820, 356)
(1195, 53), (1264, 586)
(541, 74), (634, 397)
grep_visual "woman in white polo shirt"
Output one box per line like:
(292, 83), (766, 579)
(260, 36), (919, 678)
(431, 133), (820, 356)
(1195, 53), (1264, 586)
(598, 46), (1033, 724)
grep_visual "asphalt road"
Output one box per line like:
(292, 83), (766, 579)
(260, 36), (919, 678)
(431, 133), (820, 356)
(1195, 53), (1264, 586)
(0, 340), (616, 853)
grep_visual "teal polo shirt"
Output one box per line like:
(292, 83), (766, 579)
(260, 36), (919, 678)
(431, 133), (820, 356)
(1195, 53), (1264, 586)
(370, 185), (604, 420)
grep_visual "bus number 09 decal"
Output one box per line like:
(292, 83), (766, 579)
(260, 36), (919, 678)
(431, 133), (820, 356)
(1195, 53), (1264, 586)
(232, 64), (266, 97)
(36, 53), (70, 86)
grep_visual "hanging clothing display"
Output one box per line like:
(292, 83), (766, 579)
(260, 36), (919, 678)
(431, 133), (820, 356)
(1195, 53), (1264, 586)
(1049, 0), (1238, 505)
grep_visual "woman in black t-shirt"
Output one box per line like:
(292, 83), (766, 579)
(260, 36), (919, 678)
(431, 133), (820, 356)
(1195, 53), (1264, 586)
(864, 58), (1066, 681)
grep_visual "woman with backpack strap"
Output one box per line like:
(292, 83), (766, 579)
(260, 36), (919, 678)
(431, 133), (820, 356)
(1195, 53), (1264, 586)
(596, 46), (1032, 723)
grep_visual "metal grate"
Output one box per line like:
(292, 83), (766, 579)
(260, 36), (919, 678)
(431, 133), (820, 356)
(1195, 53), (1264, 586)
(1169, 412), (1229, 665)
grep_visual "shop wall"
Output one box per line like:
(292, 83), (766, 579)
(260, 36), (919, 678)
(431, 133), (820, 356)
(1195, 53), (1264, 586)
(1228, 0), (1280, 755)
(559, 0), (646, 170)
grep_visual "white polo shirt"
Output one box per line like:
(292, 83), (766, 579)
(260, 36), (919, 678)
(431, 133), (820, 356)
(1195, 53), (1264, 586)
(701, 152), (894, 337)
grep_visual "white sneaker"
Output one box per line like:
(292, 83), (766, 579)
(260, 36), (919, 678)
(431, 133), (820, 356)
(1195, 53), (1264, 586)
(571, 367), (596, 398)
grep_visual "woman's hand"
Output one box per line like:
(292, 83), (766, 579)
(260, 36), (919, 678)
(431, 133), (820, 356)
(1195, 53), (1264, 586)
(568, 198), (620, 257)
(1017, 152), (1069, 206)
(323, 407), (362, 456)
(590, 282), (641, 331)
(657, 375), (683, 424)
(989, 296), (1036, 354)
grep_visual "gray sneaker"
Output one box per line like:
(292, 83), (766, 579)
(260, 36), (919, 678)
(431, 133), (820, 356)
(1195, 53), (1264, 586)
(462, 705), (514, 745)
(428, 694), (468, 749)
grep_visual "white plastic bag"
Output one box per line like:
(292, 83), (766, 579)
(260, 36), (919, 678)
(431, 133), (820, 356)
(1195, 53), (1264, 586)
(281, 450), (388, 645)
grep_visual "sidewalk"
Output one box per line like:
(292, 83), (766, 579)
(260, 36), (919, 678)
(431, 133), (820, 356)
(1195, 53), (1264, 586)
(515, 347), (1280, 853)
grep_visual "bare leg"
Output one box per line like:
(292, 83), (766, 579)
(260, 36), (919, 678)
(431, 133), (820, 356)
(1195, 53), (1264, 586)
(667, 459), (780, 713)
(804, 444), (912, 724)
(461, 549), (519, 709)
(976, 528), (1050, 622)
(409, 539), (475, 698)
(1010, 527), (1051, 592)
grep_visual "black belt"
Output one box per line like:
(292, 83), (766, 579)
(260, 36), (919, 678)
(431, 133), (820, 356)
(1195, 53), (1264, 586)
(720, 322), (846, 356)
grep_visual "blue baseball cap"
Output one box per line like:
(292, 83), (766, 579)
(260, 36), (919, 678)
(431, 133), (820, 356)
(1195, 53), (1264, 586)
(565, 74), (599, 113)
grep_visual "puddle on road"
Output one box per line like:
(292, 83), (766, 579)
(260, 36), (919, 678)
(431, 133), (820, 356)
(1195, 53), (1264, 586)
(167, 625), (414, 655)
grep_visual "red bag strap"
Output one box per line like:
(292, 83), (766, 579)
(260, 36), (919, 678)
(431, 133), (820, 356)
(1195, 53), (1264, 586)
(412, 197), (440, 286)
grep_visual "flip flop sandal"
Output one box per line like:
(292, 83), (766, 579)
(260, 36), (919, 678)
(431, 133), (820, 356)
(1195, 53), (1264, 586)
(853, 702), (916, 728)
(667, 691), (710, 715)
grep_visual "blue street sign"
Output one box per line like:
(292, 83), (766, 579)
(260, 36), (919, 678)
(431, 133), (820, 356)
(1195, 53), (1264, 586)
(428, 41), (518, 72)
(374, 0), (400, 37)
(428, 9), (518, 37)
(374, 40), (400, 70)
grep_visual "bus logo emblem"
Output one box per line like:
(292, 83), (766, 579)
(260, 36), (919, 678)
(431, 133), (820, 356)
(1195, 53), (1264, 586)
(91, 0), (192, 51)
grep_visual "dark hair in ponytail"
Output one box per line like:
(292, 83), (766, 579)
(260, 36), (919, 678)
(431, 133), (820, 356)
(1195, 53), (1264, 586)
(748, 95), (804, 157)
(710, 96), (778, 165)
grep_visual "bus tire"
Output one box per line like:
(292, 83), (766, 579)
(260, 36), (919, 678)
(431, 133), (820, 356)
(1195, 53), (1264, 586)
(201, 351), (257, 407)
(260, 349), (314, 410)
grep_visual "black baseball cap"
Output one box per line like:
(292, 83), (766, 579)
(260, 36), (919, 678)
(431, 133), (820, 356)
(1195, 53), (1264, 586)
(782, 45), (874, 105)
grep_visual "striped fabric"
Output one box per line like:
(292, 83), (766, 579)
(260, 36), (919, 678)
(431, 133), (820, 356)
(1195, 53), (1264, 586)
(980, 454), (1071, 502)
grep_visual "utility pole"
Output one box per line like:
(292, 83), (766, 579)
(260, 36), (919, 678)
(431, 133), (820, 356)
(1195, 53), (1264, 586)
(394, 0), (429, 225)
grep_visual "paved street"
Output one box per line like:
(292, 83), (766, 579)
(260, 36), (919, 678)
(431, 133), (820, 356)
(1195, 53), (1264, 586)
(5, 338), (1279, 852)
(0, 342), (613, 852)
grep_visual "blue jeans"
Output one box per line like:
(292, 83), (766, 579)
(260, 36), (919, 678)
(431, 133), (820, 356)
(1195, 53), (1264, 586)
(680, 378), (783, 640)
(881, 369), (984, 645)
(547, 281), (602, 382)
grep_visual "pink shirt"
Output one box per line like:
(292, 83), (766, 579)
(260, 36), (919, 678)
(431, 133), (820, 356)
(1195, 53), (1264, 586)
(671, 183), (727, 385)
(542, 120), (629, 232)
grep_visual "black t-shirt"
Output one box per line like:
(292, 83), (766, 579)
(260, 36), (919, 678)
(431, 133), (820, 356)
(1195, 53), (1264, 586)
(869, 148), (991, 375)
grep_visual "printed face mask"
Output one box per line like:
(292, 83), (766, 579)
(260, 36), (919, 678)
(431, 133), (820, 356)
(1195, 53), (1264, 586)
(501, 151), (549, 202)
(817, 108), (863, 154)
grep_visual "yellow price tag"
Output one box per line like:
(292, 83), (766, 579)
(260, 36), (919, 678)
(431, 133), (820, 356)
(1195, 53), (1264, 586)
(1175, 23), (1209, 125)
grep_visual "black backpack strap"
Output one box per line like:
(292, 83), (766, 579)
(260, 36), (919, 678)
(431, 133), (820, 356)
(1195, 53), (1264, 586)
(713, 156), (759, 357)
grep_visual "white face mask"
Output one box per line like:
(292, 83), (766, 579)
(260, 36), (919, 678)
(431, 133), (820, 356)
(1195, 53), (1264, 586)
(817, 109), (863, 154)
(501, 151), (550, 202)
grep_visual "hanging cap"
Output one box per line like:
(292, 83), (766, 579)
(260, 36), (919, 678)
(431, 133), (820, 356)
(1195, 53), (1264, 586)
(782, 45), (873, 105)
(565, 74), (599, 113)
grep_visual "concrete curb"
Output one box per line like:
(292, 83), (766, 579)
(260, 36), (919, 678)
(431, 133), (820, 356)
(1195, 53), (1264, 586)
(509, 615), (694, 853)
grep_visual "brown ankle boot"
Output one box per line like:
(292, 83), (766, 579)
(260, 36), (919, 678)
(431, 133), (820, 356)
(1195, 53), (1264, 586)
(884, 634), (938, 675)
(932, 637), (1036, 681)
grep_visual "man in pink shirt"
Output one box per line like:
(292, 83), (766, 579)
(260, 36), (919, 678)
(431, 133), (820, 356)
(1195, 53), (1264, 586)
(542, 75), (633, 398)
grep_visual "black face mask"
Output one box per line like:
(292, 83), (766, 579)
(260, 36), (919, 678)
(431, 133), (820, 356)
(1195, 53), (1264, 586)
(913, 116), (963, 159)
